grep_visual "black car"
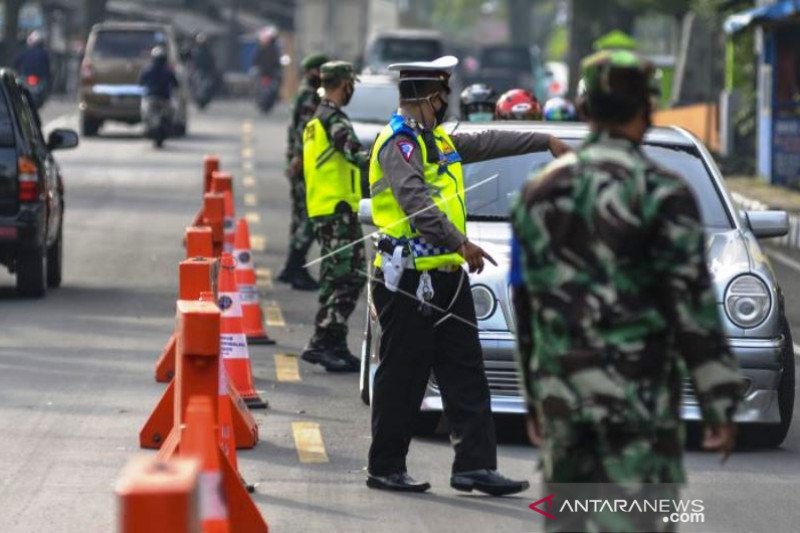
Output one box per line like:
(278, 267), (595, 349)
(0, 69), (78, 297)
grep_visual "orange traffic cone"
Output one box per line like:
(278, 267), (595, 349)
(234, 218), (275, 345)
(218, 253), (267, 409)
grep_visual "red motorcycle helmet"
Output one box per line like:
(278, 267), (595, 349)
(495, 89), (542, 120)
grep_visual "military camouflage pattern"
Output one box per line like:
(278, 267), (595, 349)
(310, 211), (366, 347)
(316, 99), (370, 168)
(581, 49), (654, 97)
(285, 79), (321, 255)
(511, 131), (743, 487)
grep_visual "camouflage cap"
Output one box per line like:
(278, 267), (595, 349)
(593, 30), (638, 52)
(581, 49), (654, 96)
(320, 61), (359, 83)
(301, 52), (330, 70)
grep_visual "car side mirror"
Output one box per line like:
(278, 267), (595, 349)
(744, 210), (789, 239)
(47, 128), (79, 151)
(358, 199), (374, 226)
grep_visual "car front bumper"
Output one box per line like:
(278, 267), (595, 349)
(419, 333), (786, 424)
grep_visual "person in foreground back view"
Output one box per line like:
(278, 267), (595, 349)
(510, 49), (744, 532)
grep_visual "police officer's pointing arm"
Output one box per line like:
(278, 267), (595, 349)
(452, 130), (570, 163)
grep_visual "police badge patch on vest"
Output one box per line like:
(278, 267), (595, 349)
(396, 139), (415, 161)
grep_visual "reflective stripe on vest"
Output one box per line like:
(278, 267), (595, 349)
(368, 116), (466, 271)
(303, 116), (362, 218)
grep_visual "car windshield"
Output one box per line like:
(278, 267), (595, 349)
(463, 141), (732, 229)
(92, 30), (168, 60)
(375, 38), (443, 63)
(346, 83), (398, 123)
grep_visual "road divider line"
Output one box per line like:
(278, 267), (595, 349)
(243, 161), (253, 172)
(291, 422), (329, 463)
(244, 193), (257, 207)
(274, 354), (301, 382)
(245, 212), (261, 224)
(242, 121), (253, 134)
(243, 175), (256, 187)
(250, 234), (266, 252)
(264, 301), (285, 327)
(793, 343), (800, 360)
(256, 268), (272, 289)
(241, 147), (253, 159)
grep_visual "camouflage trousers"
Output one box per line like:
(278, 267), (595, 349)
(287, 172), (315, 255)
(310, 211), (366, 347)
(541, 421), (684, 533)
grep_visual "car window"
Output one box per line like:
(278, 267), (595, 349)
(0, 87), (14, 147)
(375, 38), (442, 63)
(462, 142), (732, 228)
(345, 83), (398, 123)
(92, 30), (168, 60)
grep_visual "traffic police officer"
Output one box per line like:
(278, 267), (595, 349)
(366, 56), (570, 494)
(510, 50), (743, 531)
(278, 52), (329, 291)
(300, 61), (368, 373)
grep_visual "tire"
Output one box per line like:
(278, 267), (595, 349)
(360, 317), (372, 406)
(741, 319), (795, 448)
(46, 225), (63, 288)
(80, 114), (100, 137)
(16, 245), (47, 298)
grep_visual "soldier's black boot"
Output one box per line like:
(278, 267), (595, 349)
(291, 267), (320, 291)
(276, 250), (297, 284)
(300, 341), (351, 373)
(450, 469), (530, 496)
(331, 344), (360, 372)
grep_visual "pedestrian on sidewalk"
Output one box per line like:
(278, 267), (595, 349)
(510, 49), (743, 532)
(299, 61), (368, 373)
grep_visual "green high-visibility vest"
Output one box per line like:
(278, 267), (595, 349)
(369, 117), (466, 271)
(303, 116), (362, 218)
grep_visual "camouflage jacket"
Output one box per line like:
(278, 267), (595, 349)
(312, 98), (369, 168)
(510, 131), (743, 432)
(286, 80), (321, 163)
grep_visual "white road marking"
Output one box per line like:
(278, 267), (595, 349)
(243, 175), (256, 187)
(244, 193), (257, 207)
(768, 248), (800, 273)
(245, 212), (261, 224)
(250, 234), (266, 252)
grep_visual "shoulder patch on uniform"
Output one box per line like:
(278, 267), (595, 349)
(396, 139), (415, 162)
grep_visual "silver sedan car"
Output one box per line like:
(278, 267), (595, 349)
(358, 122), (795, 448)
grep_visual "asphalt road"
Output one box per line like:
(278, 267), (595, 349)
(0, 100), (798, 532)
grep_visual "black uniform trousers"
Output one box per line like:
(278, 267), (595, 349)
(367, 267), (498, 476)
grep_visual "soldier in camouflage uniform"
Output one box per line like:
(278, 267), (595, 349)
(510, 50), (743, 532)
(277, 52), (329, 291)
(300, 61), (368, 373)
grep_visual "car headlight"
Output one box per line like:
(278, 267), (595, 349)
(471, 284), (497, 321)
(725, 275), (771, 328)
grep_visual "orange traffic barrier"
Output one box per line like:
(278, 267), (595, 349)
(218, 253), (267, 409)
(210, 171), (233, 194)
(116, 455), (201, 533)
(234, 218), (275, 345)
(186, 225), (214, 258)
(211, 172), (235, 254)
(204, 155), (220, 194)
(182, 396), (268, 533)
(202, 193), (225, 257)
(154, 256), (217, 383)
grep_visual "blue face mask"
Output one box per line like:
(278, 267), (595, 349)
(467, 112), (493, 122)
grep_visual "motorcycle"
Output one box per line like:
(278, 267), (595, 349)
(255, 73), (280, 114)
(141, 97), (173, 148)
(190, 70), (217, 110)
(18, 74), (48, 109)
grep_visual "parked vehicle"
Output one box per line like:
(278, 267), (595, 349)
(0, 69), (78, 297)
(79, 22), (189, 137)
(362, 29), (445, 74)
(358, 121), (795, 448)
(345, 74), (398, 147)
(466, 45), (547, 100)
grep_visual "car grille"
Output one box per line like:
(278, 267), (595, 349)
(430, 366), (522, 398)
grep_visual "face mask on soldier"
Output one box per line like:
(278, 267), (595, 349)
(343, 81), (355, 106)
(308, 73), (321, 89)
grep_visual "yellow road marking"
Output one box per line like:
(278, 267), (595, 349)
(241, 147), (253, 159)
(243, 160), (253, 172)
(243, 175), (256, 187)
(264, 300), (285, 327)
(244, 193), (257, 206)
(256, 268), (272, 289)
(291, 422), (329, 463)
(250, 234), (266, 252)
(245, 211), (261, 224)
(275, 354), (301, 382)
(242, 121), (253, 134)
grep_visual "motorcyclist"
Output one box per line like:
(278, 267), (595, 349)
(251, 27), (282, 79)
(191, 33), (218, 78)
(494, 88), (542, 120)
(542, 96), (577, 121)
(138, 46), (179, 100)
(14, 31), (51, 105)
(459, 83), (497, 122)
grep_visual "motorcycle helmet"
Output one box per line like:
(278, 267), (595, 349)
(543, 97), (577, 121)
(459, 83), (497, 122)
(495, 89), (542, 120)
(151, 46), (167, 60)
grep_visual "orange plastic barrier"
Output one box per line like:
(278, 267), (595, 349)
(186, 226), (214, 258)
(116, 456), (201, 533)
(202, 193), (225, 257)
(210, 172), (236, 255)
(234, 219), (274, 345)
(218, 253), (267, 409)
(204, 155), (220, 194)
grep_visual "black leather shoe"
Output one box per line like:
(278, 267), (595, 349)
(291, 268), (320, 291)
(300, 347), (352, 373)
(450, 469), (529, 496)
(276, 266), (292, 283)
(332, 346), (360, 371)
(367, 473), (431, 493)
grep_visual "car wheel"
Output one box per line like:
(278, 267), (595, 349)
(360, 315), (372, 406)
(81, 114), (100, 137)
(742, 319), (795, 448)
(46, 224), (63, 288)
(16, 244), (47, 298)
